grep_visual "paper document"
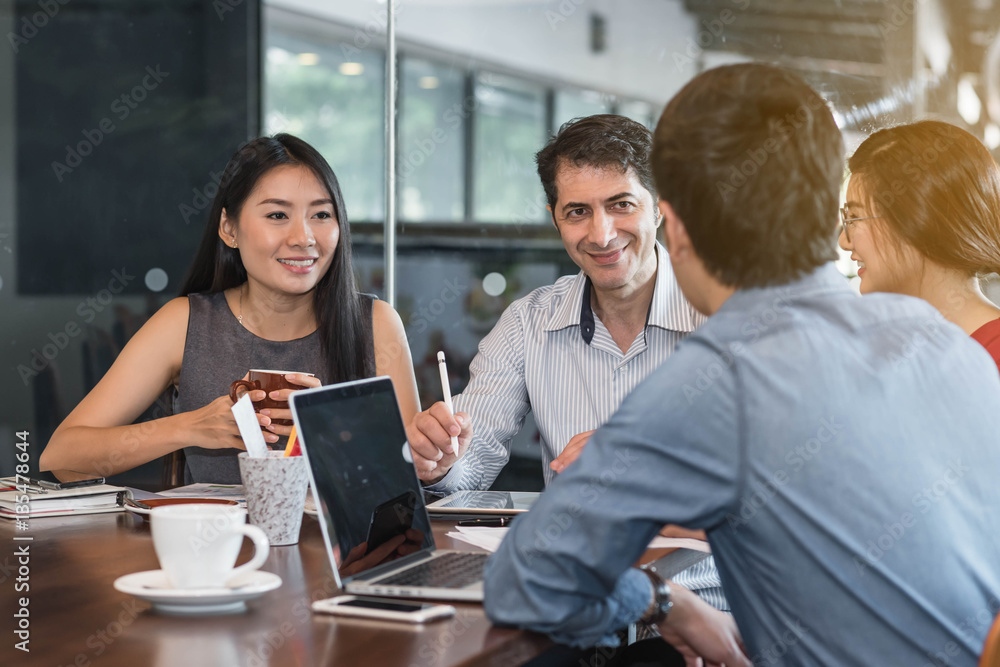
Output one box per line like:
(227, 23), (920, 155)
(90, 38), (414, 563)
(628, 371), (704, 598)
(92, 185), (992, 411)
(446, 527), (710, 554)
(647, 537), (711, 553)
(446, 526), (509, 552)
(231, 394), (270, 457)
(158, 483), (246, 505)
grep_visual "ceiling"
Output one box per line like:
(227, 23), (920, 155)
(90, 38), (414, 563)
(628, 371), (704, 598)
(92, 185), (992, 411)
(680, 0), (1000, 129)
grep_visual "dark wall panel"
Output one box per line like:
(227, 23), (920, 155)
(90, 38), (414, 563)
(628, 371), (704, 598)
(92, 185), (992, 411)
(16, 0), (260, 295)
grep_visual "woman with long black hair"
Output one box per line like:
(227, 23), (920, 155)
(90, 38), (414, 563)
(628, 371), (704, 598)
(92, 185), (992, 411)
(41, 134), (420, 483)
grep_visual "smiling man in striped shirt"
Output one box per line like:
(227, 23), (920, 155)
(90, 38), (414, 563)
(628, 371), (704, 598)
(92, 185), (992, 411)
(405, 114), (726, 611)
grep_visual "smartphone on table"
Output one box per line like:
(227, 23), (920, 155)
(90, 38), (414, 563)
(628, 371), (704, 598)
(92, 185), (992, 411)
(311, 596), (455, 623)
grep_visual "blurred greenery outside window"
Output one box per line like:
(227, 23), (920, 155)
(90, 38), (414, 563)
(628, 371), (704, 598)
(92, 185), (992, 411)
(399, 58), (466, 222)
(553, 88), (612, 132)
(265, 30), (385, 223)
(472, 72), (548, 225)
(265, 20), (659, 225)
(617, 99), (656, 130)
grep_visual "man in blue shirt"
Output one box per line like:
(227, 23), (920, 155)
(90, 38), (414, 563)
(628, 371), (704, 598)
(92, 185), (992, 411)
(484, 64), (1000, 665)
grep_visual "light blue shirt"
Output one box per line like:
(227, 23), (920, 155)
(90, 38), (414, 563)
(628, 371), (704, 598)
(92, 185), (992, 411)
(484, 264), (1000, 662)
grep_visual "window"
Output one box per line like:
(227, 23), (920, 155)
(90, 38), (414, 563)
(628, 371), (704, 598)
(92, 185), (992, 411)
(399, 58), (466, 222)
(617, 99), (656, 130)
(553, 88), (611, 131)
(472, 72), (548, 224)
(265, 28), (385, 222)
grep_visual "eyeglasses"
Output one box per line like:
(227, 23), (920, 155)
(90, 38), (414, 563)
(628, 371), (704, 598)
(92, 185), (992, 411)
(839, 206), (882, 244)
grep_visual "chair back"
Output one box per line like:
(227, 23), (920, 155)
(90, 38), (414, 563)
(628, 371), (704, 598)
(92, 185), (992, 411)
(162, 449), (186, 489)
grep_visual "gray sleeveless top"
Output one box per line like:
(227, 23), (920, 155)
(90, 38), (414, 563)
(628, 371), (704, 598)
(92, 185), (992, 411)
(174, 291), (374, 483)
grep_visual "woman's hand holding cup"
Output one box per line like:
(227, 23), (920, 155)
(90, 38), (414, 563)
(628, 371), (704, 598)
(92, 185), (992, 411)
(228, 370), (319, 439)
(258, 373), (321, 437)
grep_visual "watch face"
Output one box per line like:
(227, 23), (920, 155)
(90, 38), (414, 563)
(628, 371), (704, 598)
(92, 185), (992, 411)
(641, 569), (672, 623)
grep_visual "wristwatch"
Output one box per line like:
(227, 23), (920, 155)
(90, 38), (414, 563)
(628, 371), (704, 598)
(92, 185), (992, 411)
(639, 567), (673, 624)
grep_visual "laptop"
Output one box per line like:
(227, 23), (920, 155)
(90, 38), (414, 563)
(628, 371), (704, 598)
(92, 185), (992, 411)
(289, 376), (488, 601)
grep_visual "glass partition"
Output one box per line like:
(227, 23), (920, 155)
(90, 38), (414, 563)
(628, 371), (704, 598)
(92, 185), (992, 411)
(553, 88), (613, 131)
(471, 72), (549, 225)
(398, 57), (466, 223)
(265, 12), (385, 222)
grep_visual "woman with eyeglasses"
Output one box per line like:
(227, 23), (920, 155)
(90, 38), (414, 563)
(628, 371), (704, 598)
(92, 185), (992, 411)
(839, 120), (1000, 368)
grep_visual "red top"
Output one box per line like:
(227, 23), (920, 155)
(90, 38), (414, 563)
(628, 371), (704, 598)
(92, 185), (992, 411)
(971, 317), (1000, 371)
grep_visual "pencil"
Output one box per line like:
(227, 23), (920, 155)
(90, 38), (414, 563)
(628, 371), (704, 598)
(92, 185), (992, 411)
(283, 425), (298, 457)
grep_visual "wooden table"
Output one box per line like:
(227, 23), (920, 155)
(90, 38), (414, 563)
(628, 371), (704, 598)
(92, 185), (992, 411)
(0, 512), (553, 667)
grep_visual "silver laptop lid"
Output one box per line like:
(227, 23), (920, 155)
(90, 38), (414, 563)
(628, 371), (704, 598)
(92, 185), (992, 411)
(290, 377), (435, 586)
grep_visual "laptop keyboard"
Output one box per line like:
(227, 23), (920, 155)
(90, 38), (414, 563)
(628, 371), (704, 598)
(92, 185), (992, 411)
(376, 552), (488, 589)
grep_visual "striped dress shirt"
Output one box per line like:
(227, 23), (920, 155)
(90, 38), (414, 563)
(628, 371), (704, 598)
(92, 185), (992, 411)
(427, 242), (728, 610)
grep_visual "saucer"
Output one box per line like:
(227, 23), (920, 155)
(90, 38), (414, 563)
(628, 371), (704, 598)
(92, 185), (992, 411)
(304, 495), (318, 517)
(113, 570), (282, 615)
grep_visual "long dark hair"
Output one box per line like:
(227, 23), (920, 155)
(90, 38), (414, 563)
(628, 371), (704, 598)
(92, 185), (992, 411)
(848, 120), (1000, 276)
(179, 133), (374, 383)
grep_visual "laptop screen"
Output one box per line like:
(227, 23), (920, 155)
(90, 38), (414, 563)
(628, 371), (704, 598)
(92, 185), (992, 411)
(291, 377), (434, 582)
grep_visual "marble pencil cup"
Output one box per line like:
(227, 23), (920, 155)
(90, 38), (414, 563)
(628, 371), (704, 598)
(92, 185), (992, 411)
(238, 451), (309, 546)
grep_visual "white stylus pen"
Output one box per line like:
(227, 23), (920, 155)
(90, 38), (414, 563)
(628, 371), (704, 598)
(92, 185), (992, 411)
(437, 351), (460, 455)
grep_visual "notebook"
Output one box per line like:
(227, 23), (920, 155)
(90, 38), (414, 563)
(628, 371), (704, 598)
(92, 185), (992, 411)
(289, 376), (488, 601)
(0, 478), (130, 519)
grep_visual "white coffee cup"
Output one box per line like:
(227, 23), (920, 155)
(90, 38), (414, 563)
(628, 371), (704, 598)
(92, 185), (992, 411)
(151, 504), (270, 589)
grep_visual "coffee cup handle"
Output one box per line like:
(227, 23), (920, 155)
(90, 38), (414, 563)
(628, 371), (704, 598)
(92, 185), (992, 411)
(230, 379), (259, 403)
(226, 524), (270, 585)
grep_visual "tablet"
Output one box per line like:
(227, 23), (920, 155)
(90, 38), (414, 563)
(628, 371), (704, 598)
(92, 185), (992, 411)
(426, 491), (540, 515)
